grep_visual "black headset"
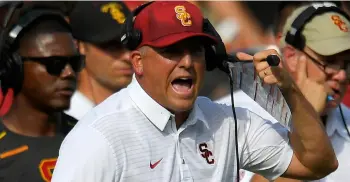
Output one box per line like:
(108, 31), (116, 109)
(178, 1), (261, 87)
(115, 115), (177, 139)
(0, 3), (70, 95)
(120, 1), (229, 73)
(285, 2), (350, 50)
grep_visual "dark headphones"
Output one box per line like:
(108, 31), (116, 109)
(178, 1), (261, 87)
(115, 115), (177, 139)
(285, 2), (350, 50)
(0, 3), (70, 95)
(120, 1), (229, 72)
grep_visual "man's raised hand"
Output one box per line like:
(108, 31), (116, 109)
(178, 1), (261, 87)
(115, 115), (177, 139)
(236, 49), (294, 91)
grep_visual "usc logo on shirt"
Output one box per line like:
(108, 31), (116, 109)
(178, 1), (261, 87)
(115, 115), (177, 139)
(38, 158), (57, 182)
(199, 143), (215, 164)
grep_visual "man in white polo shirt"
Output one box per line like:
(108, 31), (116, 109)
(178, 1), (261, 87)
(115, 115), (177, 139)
(52, 1), (337, 182)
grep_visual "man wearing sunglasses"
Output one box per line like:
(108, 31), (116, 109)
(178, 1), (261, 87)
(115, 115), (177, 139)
(65, 1), (133, 120)
(0, 5), (84, 181)
(251, 3), (350, 182)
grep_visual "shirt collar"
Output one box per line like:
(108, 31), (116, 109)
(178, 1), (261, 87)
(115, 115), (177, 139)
(326, 104), (350, 141)
(128, 76), (172, 131)
(128, 76), (209, 131)
(185, 101), (209, 129)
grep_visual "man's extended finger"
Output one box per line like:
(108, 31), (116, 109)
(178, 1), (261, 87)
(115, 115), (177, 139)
(263, 75), (279, 85)
(297, 55), (308, 80)
(253, 49), (281, 64)
(255, 62), (270, 72)
(236, 52), (253, 61)
(258, 68), (270, 79)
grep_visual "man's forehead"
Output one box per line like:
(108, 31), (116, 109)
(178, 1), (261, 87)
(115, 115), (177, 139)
(317, 49), (350, 60)
(20, 32), (75, 56)
(23, 32), (72, 47)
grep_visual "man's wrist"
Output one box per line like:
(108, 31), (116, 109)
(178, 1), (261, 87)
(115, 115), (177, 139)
(280, 82), (303, 112)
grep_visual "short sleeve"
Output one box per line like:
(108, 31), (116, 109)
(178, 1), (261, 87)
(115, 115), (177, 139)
(240, 110), (293, 181)
(51, 125), (117, 182)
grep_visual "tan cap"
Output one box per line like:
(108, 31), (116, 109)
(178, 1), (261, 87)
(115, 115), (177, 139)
(280, 5), (350, 56)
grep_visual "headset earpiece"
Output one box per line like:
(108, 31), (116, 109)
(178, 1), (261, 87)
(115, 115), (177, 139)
(121, 1), (153, 50)
(203, 18), (229, 72)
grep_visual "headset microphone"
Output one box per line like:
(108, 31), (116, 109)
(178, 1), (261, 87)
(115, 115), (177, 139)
(219, 52), (281, 73)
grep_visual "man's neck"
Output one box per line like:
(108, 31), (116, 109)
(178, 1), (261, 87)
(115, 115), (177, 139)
(136, 76), (191, 129)
(174, 111), (191, 129)
(78, 70), (116, 104)
(2, 95), (60, 137)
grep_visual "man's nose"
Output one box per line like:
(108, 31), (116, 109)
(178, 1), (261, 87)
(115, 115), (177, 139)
(60, 64), (76, 78)
(178, 50), (193, 69)
(332, 69), (347, 83)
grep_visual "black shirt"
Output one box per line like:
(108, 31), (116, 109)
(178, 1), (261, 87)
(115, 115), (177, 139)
(0, 113), (77, 182)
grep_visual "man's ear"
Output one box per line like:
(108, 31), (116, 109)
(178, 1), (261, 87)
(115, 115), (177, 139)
(130, 50), (144, 76)
(275, 33), (282, 45)
(282, 45), (298, 72)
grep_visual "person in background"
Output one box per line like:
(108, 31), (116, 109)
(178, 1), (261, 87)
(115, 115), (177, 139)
(251, 3), (350, 182)
(65, 1), (132, 120)
(0, 3), (84, 181)
(0, 1), (76, 117)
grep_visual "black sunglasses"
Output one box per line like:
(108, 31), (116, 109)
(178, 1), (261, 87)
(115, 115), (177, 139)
(21, 55), (85, 76)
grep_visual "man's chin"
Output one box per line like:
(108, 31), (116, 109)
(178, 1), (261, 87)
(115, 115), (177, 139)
(111, 78), (133, 91)
(168, 99), (196, 113)
(50, 102), (70, 112)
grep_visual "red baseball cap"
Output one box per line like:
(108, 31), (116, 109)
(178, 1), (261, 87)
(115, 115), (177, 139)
(134, 1), (218, 49)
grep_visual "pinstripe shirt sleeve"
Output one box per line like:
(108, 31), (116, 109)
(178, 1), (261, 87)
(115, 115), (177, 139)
(52, 125), (117, 182)
(240, 111), (293, 181)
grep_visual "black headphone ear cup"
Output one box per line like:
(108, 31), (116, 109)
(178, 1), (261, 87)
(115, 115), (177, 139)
(205, 46), (217, 71)
(0, 53), (10, 93)
(8, 52), (23, 95)
(296, 34), (306, 50)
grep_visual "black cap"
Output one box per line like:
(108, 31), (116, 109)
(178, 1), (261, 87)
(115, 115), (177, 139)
(69, 1), (130, 44)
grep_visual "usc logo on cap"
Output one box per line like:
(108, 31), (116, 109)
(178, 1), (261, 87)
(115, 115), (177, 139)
(175, 5), (192, 26)
(331, 15), (348, 32)
(101, 2), (126, 24)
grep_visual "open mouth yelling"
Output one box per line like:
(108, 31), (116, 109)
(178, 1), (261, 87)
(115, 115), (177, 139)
(171, 77), (194, 98)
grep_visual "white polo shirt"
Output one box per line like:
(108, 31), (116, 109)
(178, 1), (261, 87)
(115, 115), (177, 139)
(216, 91), (280, 182)
(52, 78), (293, 182)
